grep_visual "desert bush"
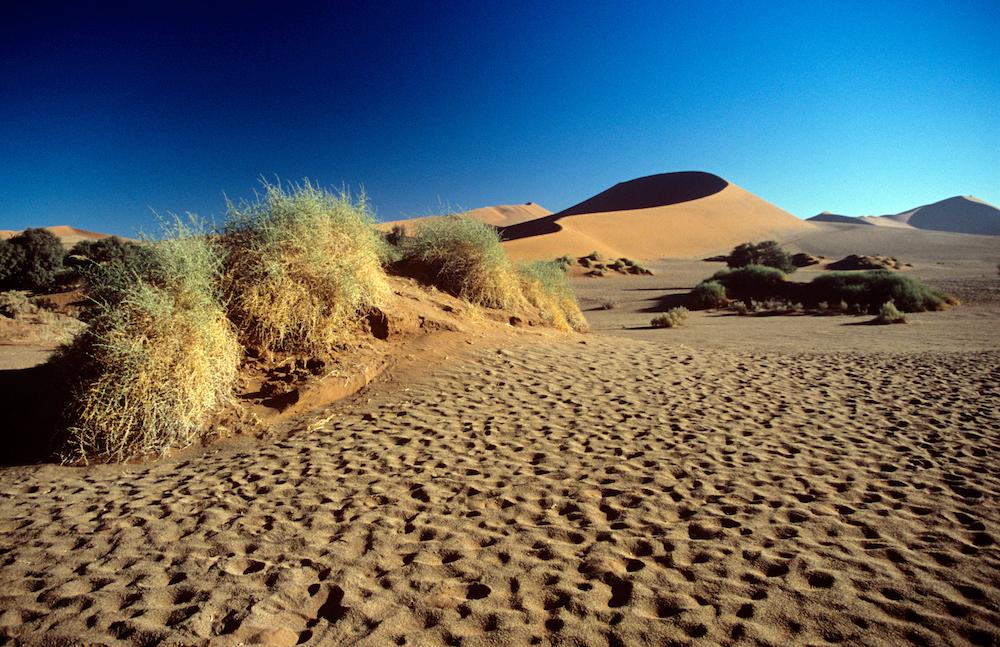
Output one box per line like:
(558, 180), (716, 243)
(66, 236), (147, 269)
(0, 228), (65, 291)
(599, 300), (617, 310)
(710, 265), (789, 302)
(401, 216), (523, 309)
(0, 290), (36, 318)
(57, 220), (240, 462)
(651, 307), (689, 328)
(553, 254), (575, 270)
(222, 181), (389, 356)
(517, 260), (588, 332)
(806, 271), (952, 312)
(872, 300), (906, 324)
(688, 280), (727, 309)
(726, 241), (796, 273)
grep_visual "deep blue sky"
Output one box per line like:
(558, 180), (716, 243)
(2, 1), (998, 236)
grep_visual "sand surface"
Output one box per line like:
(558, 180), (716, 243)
(1, 328), (998, 646)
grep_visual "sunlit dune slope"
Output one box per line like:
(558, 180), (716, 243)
(499, 172), (811, 260)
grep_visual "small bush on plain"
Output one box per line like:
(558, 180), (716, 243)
(688, 280), (727, 309)
(710, 265), (788, 302)
(806, 271), (953, 312)
(651, 307), (689, 328)
(872, 300), (906, 324)
(222, 181), (389, 357)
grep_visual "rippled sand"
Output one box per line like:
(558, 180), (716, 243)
(1, 334), (997, 646)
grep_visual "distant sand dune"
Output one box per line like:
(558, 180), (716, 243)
(0, 225), (113, 247)
(379, 203), (551, 235)
(500, 172), (812, 260)
(808, 196), (1000, 236)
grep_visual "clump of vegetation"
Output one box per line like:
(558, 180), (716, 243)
(599, 300), (617, 310)
(0, 291), (37, 318)
(553, 254), (575, 270)
(57, 220), (240, 462)
(806, 271), (954, 312)
(688, 265), (954, 315)
(710, 265), (789, 303)
(872, 300), (906, 324)
(726, 240), (796, 273)
(688, 280), (727, 309)
(66, 236), (146, 269)
(399, 216), (523, 309)
(222, 181), (389, 357)
(0, 228), (66, 291)
(651, 307), (689, 328)
(561, 252), (651, 275)
(517, 260), (588, 332)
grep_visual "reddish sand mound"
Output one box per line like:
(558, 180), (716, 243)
(0, 225), (114, 248)
(379, 203), (550, 235)
(500, 172), (811, 260)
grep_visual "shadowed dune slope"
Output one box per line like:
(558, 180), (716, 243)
(0, 225), (113, 247)
(500, 172), (812, 260)
(808, 196), (1000, 236)
(379, 203), (551, 235)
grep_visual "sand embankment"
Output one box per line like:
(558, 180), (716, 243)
(0, 225), (112, 247)
(0, 334), (996, 646)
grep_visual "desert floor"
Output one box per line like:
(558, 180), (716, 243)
(1, 260), (998, 646)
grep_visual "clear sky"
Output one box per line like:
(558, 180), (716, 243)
(2, 0), (998, 236)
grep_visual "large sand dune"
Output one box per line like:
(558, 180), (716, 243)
(808, 196), (1000, 236)
(499, 172), (812, 261)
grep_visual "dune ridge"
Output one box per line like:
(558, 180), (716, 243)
(499, 172), (811, 260)
(808, 196), (1000, 236)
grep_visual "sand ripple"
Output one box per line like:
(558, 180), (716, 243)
(1, 337), (997, 646)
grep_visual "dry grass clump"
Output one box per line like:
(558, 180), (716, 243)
(400, 217), (524, 309)
(57, 221), (240, 462)
(872, 300), (906, 324)
(222, 181), (389, 357)
(651, 307), (689, 328)
(517, 260), (589, 332)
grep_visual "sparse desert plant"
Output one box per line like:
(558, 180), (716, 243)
(57, 219), (240, 462)
(588, 268), (606, 277)
(651, 306), (689, 328)
(730, 301), (753, 315)
(872, 300), (906, 324)
(222, 180), (389, 356)
(400, 216), (523, 309)
(517, 260), (588, 332)
(599, 300), (617, 310)
(553, 254), (575, 270)
(688, 280), (728, 309)
(726, 241), (796, 273)
(0, 290), (37, 318)
(628, 262), (653, 275)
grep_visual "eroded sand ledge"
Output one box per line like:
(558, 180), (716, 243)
(1, 335), (997, 646)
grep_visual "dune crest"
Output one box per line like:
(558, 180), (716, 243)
(500, 172), (811, 260)
(808, 196), (1000, 236)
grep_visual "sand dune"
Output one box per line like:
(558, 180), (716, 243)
(785, 221), (1000, 264)
(0, 334), (996, 646)
(499, 172), (812, 261)
(0, 225), (113, 247)
(379, 203), (551, 235)
(808, 196), (1000, 236)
